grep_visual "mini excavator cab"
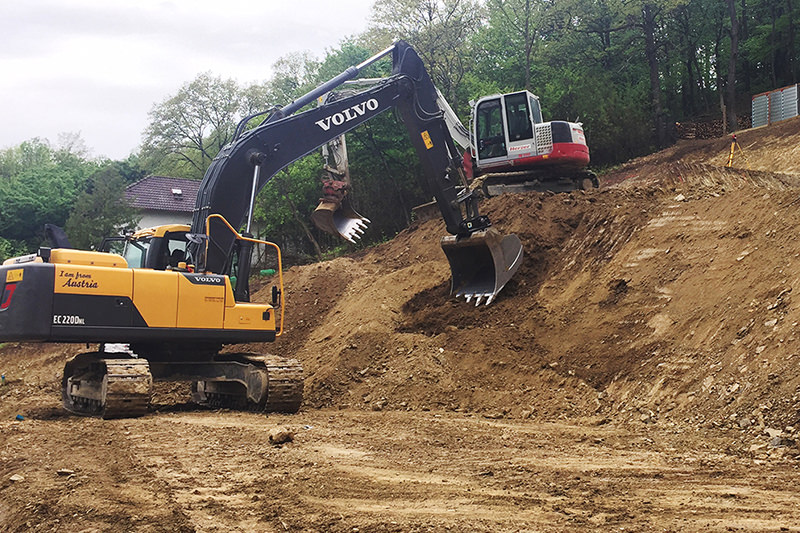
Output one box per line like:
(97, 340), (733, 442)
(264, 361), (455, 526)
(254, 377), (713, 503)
(474, 91), (542, 165)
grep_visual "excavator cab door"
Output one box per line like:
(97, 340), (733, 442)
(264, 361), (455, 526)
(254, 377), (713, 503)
(504, 92), (534, 143)
(122, 238), (150, 269)
(475, 98), (508, 162)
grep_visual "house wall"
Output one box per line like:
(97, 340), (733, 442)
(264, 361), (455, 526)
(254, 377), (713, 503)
(135, 210), (192, 230)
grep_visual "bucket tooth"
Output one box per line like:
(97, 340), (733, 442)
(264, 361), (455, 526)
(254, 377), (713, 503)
(441, 227), (523, 306)
(311, 198), (370, 243)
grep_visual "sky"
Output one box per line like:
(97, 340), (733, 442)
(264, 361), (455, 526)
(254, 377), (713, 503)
(0, 0), (376, 159)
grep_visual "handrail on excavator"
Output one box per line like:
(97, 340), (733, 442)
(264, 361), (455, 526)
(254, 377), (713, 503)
(204, 214), (285, 337)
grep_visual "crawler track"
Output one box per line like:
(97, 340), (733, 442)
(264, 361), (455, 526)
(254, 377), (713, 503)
(63, 351), (303, 418)
(62, 353), (153, 418)
(191, 354), (304, 413)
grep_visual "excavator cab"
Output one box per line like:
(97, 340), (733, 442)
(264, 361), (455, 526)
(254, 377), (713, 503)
(471, 91), (590, 178)
(101, 225), (191, 271)
(474, 91), (541, 167)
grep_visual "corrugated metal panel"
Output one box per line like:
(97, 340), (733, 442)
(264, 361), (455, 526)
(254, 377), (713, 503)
(753, 84), (799, 128)
(752, 95), (769, 127)
(782, 84), (798, 119)
(769, 91), (783, 123)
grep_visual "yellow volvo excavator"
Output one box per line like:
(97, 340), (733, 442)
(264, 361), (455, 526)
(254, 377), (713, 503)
(0, 41), (523, 418)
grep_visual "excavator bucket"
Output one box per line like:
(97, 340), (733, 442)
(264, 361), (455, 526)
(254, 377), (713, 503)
(311, 197), (370, 243)
(441, 228), (523, 306)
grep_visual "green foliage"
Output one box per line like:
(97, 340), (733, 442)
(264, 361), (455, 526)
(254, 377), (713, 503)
(344, 114), (428, 239)
(0, 134), (143, 260)
(0, 139), (98, 254)
(0, 138), (54, 179)
(252, 155), (331, 262)
(106, 153), (149, 184)
(141, 73), (253, 179)
(0, 237), (27, 263)
(314, 40), (375, 82)
(65, 167), (137, 250)
(366, 0), (484, 104)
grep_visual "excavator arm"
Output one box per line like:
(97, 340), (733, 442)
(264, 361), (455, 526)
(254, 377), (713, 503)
(189, 41), (522, 306)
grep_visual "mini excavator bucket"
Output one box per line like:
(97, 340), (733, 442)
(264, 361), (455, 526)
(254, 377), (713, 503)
(441, 228), (523, 306)
(311, 197), (370, 243)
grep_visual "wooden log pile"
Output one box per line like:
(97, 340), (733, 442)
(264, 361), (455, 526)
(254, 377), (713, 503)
(675, 116), (752, 139)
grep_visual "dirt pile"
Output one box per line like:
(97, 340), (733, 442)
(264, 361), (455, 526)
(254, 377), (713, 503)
(2, 118), (800, 432)
(605, 116), (800, 186)
(235, 116), (800, 431)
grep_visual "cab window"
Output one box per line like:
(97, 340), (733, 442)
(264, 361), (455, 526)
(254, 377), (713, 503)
(123, 239), (149, 269)
(504, 93), (533, 141)
(162, 233), (188, 269)
(529, 94), (543, 123)
(475, 98), (507, 159)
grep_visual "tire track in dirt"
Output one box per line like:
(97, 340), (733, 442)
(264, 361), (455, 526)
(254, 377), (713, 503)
(0, 417), (194, 532)
(83, 410), (800, 532)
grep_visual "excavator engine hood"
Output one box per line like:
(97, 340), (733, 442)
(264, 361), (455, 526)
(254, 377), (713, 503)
(441, 228), (523, 306)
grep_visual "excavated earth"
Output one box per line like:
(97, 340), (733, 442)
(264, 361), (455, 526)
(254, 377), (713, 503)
(3, 118), (800, 531)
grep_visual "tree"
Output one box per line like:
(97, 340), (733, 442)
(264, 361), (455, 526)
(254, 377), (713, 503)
(141, 73), (247, 178)
(642, 2), (669, 146)
(366, 0), (483, 105)
(0, 139), (97, 254)
(726, 0), (740, 131)
(486, 0), (554, 91)
(106, 153), (149, 184)
(0, 138), (54, 179)
(252, 156), (329, 263)
(264, 52), (320, 105)
(64, 168), (137, 250)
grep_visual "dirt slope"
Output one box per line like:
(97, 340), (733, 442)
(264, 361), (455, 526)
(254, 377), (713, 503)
(2, 117), (800, 531)
(236, 117), (800, 432)
(604, 116), (800, 185)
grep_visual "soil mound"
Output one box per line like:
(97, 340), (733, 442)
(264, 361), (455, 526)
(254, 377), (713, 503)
(3, 117), (800, 432)
(252, 116), (800, 430)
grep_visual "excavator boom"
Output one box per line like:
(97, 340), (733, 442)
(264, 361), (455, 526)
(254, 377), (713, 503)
(190, 41), (522, 304)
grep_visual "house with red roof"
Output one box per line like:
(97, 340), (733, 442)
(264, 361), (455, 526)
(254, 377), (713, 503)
(125, 176), (201, 230)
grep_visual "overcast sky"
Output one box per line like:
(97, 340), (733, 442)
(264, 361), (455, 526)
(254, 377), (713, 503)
(0, 0), (376, 159)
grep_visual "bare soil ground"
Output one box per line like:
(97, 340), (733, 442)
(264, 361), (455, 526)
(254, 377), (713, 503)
(3, 117), (800, 532)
